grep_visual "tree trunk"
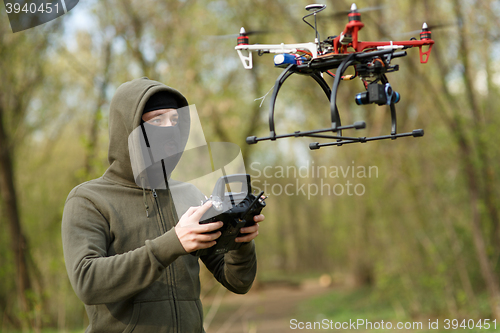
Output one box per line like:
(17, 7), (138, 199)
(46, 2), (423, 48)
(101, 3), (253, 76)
(450, 0), (500, 319)
(420, 50), (500, 320)
(451, 0), (500, 257)
(0, 105), (34, 330)
(84, 40), (112, 178)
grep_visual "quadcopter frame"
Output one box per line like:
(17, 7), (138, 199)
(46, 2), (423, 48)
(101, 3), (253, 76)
(245, 48), (424, 150)
(237, 3), (433, 150)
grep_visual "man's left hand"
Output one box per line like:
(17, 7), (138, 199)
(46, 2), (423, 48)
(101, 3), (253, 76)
(235, 214), (265, 243)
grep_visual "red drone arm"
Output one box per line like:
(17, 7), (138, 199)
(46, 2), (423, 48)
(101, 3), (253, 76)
(356, 40), (434, 63)
(332, 6), (435, 64)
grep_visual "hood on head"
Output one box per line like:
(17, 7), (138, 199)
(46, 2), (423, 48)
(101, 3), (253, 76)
(103, 77), (190, 187)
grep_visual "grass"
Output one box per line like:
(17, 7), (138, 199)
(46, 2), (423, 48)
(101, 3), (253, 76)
(295, 287), (500, 332)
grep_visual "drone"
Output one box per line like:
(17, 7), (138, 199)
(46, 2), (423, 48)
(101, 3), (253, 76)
(235, 3), (435, 150)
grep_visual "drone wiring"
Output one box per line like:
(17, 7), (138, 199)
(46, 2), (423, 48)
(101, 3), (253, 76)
(372, 57), (386, 67)
(325, 70), (335, 78)
(296, 49), (313, 57)
(325, 70), (357, 81)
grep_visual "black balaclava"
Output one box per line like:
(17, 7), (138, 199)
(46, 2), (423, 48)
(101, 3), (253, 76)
(143, 91), (178, 114)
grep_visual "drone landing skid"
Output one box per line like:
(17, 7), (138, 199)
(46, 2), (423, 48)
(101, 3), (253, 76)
(246, 49), (425, 150)
(246, 123), (424, 149)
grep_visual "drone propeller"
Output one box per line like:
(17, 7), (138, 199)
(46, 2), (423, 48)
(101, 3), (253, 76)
(329, 4), (385, 18)
(392, 22), (456, 37)
(209, 30), (271, 39)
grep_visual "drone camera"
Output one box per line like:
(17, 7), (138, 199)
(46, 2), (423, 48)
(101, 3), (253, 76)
(355, 83), (400, 106)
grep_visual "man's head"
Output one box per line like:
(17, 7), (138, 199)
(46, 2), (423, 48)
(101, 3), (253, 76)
(141, 91), (180, 127)
(133, 90), (187, 187)
(108, 78), (190, 189)
(142, 109), (179, 127)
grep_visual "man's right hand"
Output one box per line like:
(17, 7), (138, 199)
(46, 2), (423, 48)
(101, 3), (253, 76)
(174, 201), (223, 253)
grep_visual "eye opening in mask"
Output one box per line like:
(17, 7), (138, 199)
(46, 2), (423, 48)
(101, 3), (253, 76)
(142, 108), (179, 127)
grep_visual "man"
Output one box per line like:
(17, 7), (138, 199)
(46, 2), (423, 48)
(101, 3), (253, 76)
(62, 77), (263, 333)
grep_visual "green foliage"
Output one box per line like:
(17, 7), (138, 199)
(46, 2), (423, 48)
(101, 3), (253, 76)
(1, 0), (500, 330)
(297, 287), (401, 324)
(297, 288), (500, 333)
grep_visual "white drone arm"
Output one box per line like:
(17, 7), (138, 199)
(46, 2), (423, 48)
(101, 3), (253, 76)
(235, 42), (318, 69)
(236, 49), (253, 69)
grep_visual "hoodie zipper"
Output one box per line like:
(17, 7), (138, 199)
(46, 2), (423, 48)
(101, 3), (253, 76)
(151, 188), (180, 333)
(151, 189), (166, 232)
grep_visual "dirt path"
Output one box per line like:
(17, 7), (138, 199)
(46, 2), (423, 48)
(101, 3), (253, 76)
(204, 279), (331, 333)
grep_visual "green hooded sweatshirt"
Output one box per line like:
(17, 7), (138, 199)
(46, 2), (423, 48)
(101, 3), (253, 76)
(62, 78), (257, 333)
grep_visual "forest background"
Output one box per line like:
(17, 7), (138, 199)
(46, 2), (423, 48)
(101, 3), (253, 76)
(1, 0), (499, 331)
